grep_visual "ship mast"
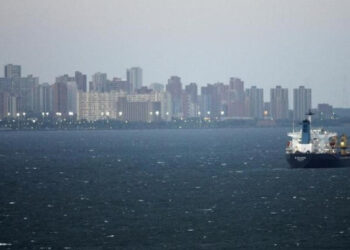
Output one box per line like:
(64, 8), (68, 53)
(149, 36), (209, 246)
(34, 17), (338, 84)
(306, 110), (314, 124)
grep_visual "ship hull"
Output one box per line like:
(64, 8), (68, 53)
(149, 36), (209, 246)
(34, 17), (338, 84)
(286, 153), (350, 168)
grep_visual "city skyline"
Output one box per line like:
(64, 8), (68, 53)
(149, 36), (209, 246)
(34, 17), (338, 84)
(0, 63), (339, 124)
(0, 0), (349, 107)
(0, 63), (343, 110)
(2, 62), (348, 109)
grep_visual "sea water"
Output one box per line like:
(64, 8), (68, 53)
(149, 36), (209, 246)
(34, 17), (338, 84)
(0, 128), (349, 249)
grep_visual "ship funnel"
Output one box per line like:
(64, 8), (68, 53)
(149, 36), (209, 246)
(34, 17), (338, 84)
(301, 119), (311, 144)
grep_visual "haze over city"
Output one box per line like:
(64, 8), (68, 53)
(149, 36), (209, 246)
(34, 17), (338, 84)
(0, 0), (349, 107)
(2, 1), (350, 249)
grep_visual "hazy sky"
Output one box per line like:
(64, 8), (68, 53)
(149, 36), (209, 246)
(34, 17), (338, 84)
(0, 0), (349, 107)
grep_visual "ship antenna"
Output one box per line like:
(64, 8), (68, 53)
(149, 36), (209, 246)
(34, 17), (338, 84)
(306, 110), (314, 124)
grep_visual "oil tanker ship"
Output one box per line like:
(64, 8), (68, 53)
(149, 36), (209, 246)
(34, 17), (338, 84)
(286, 112), (350, 168)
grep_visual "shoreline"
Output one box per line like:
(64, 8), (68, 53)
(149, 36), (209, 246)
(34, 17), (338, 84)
(0, 120), (349, 132)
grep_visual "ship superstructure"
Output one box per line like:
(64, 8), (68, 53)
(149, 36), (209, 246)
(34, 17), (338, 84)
(286, 112), (350, 168)
(286, 112), (337, 154)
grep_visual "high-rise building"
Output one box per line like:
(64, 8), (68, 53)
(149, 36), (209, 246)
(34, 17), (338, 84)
(246, 86), (264, 119)
(150, 83), (164, 92)
(53, 74), (79, 115)
(166, 76), (183, 117)
(12, 75), (39, 113)
(229, 77), (244, 93)
(228, 78), (244, 117)
(200, 83), (225, 117)
(185, 83), (198, 104)
(0, 91), (9, 119)
(34, 83), (52, 113)
(109, 78), (131, 93)
(293, 86), (312, 121)
(67, 81), (78, 114)
(228, 77), (245, 117)
(0, 78), (12, 92)
(92, 72), (108, 92)
(182, 93), (197, 118)
(127, 67), (143, 93)
(117, 98), (161, 123)
(270, 86), (289, 120)
(263, 102), (272, 119)
(7, 94), (17, 117)
(2, 65), (37, 114)
(5, 64), (21, 78)
(116, 93), (166, 122)
(75, 71), (87, 92)
(55, 74), (74, 84)
(136, 86), (153, 94)
(183, 83), (198, 118)
(0, 77), (19, 117)
(53, 81), (68, 114)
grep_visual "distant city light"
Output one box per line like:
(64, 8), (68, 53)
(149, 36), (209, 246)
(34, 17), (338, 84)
(0, 64), (340, 125)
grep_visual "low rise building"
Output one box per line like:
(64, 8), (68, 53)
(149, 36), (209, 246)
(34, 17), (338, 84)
(77, 91), (126, 121)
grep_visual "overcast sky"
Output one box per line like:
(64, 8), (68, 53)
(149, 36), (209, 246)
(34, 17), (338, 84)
(0, 0), (349, 107)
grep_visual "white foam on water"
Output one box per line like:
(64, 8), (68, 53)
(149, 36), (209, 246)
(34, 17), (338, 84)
(0, 243), (12, 246)
(199, 208), (213, 213)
